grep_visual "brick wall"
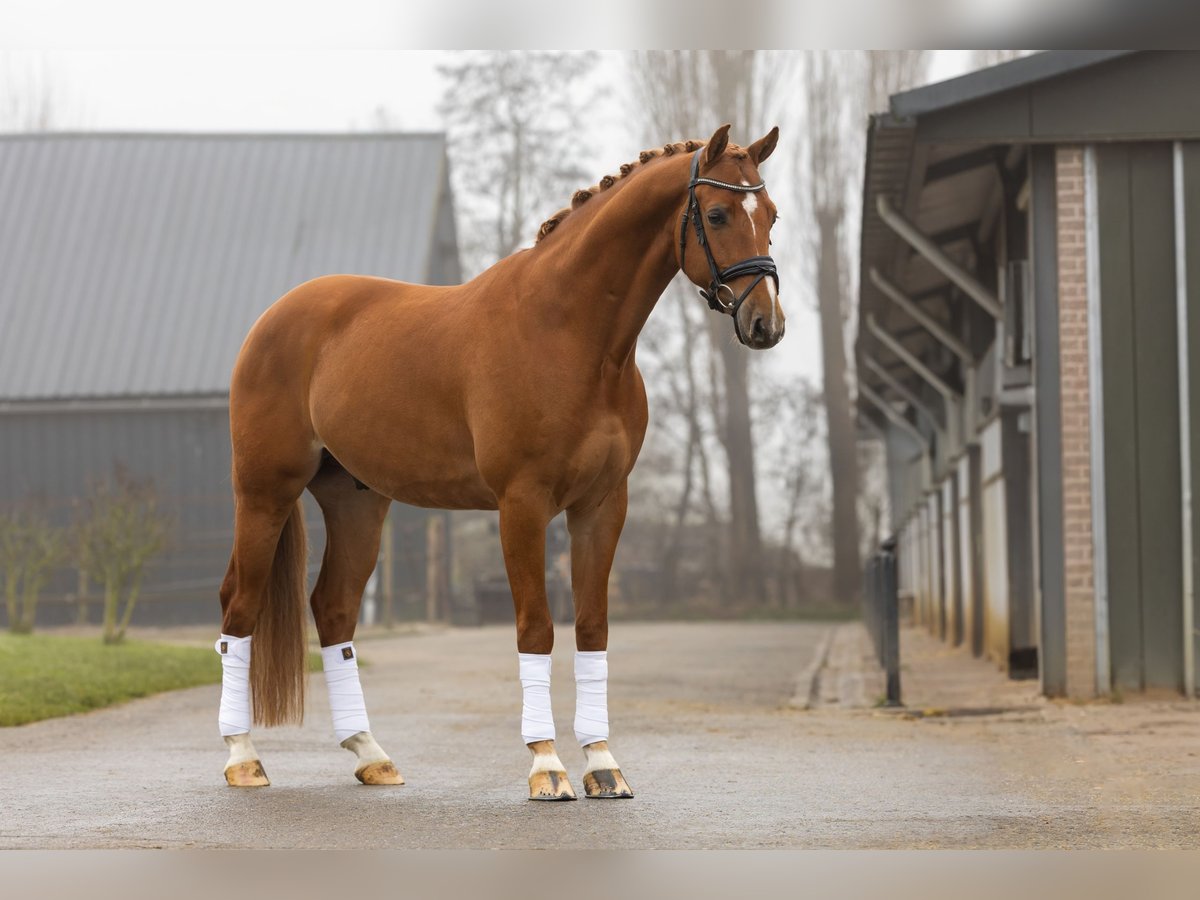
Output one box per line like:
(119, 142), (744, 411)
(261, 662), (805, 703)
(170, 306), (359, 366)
(1055, 146), (1098, 698)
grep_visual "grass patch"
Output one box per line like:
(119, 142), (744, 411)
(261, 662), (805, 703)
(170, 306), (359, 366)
(0, 632), (321, 727)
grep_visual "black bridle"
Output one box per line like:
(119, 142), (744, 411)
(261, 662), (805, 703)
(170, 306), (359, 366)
(678, 148), (779, 343)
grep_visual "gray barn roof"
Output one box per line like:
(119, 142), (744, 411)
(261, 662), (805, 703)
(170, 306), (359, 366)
(0, 132), (459, 402)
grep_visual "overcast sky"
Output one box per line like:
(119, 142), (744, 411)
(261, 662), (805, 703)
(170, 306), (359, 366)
(1, 13), (977, 386)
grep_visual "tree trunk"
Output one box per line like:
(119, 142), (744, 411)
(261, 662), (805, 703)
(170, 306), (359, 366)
(102, 580), (120, 644)
(19, 582), (37, 633)
(696, 50), (767, 608)
(5, 571), (19, 633)
(710, 327), (766, 605)
(115, 573), (144, 643)
(815, 209), (861, 603)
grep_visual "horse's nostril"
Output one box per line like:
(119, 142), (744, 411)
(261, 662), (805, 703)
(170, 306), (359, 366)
(751, 315), (766, 341)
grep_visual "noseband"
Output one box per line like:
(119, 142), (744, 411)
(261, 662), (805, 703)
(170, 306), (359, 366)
(678, 148), (779, 343)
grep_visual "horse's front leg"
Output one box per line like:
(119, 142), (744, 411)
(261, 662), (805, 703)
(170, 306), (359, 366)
(499, 491), (575, 800)
(567, 482), (633, 799)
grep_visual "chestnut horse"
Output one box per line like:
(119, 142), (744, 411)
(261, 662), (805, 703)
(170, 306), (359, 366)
(215, 124), (784, 799)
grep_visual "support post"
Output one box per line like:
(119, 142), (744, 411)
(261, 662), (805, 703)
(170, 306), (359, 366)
(869, 267), (974, 364)
(876, 194), (1004, 321)
(425, 514), (446, 623)
(863, 354), (943, 438)
(866, 313), (963, 455)
(381, 514), (394, 629)
(859, 382), (933, 493)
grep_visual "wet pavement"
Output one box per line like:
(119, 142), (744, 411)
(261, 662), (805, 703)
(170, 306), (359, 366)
(1, 621), (1198, 848)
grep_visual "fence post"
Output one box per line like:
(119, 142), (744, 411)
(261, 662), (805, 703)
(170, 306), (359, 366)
(425, 514), (447, 622)
(863, 541), (902, 707)
(381, 515), (394, 629)
(881, 543), (901, 706)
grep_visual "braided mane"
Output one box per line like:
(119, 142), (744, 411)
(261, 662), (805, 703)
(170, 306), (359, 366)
(535, 139), (752, 244)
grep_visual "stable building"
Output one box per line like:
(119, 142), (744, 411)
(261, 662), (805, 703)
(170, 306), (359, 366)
(0, 132), (460, 625)
(856, 51), (1200, 698)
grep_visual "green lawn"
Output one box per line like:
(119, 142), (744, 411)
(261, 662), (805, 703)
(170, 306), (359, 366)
(0, 633), (321, 727)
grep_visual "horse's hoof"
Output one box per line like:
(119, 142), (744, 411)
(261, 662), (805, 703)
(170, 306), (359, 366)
(529, 769), (577, 801)
(355, 760), (405, 786)
(583, 767), (634, 798)
(224, 760), (270, 787)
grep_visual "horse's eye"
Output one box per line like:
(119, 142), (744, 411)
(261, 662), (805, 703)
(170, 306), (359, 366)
(706, 209), (726, 226)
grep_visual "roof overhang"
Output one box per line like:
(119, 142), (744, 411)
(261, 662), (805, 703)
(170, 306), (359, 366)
(858, 51), (1200, 417)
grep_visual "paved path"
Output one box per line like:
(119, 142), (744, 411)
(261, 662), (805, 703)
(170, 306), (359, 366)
(2, 621), (1198, 848)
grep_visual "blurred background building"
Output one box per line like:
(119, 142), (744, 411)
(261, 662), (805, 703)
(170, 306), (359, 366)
(0, 132), (460, 625)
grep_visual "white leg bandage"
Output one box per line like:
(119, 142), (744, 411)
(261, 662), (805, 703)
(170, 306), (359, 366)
(216, 634), (252, 737)
(574, 650), (609, 747)
(519, 652), (555, 744)
(322, 641), (371, 743)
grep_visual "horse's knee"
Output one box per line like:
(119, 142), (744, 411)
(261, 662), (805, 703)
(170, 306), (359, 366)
(574, 614), (607, 652)
(515, 609), (554, 655)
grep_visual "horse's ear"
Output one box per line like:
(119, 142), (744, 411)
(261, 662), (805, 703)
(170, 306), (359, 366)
(705, 124), (731, 167)
(748, 126), (779, 166)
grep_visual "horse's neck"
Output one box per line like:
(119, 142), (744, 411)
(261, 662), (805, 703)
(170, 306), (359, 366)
(521, 159), (687, 368)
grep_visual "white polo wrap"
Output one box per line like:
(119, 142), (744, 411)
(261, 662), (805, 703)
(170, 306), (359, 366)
(321, 641), (371, 743)
(215, 633), (252, 737)
(518, 652), (555, 743)
(574, 650), (609, 747)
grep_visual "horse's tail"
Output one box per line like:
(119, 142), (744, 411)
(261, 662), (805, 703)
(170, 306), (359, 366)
(250, 501), (308, 727)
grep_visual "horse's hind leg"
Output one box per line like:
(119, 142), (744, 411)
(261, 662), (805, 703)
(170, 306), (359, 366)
(217, 490), (310, 787)
(307, 461), (402, 786)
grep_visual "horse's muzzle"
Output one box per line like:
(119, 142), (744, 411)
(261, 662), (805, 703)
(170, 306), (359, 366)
(739, 307), (784, 350)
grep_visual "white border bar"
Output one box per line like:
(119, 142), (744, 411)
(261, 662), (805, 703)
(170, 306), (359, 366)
(1085, 145), (1110, 694)
(1175, 141), (1195, 699)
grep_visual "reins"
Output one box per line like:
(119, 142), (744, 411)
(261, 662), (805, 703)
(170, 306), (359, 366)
(678, 148), (779, 343)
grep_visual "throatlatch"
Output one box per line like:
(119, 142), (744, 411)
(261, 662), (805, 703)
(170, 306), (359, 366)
(678, 148), (779, 343)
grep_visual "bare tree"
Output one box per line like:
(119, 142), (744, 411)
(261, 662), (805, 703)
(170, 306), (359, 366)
(969, 50), (1026, 71)
(438, 51), (598, 276)
(866, 51), (932, 113)
(0, 502), (67, 634)
(754, 374), (825, 609)
(801, 51), (930, 605)
(0, 54), (71, 132)
(77, 467), (171, 644)
(631, 51), (791, 606)
(631, 279), (725, 606)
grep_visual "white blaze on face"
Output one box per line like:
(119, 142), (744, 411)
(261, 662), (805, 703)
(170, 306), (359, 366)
(767, 276), (779, 332)
(740, 180), (758, 237)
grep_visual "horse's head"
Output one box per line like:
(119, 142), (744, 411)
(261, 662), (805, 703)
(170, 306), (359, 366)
(678, 124), (784, 350)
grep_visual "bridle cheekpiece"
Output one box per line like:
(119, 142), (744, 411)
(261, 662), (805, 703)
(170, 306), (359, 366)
(678, 148), (779, 343)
